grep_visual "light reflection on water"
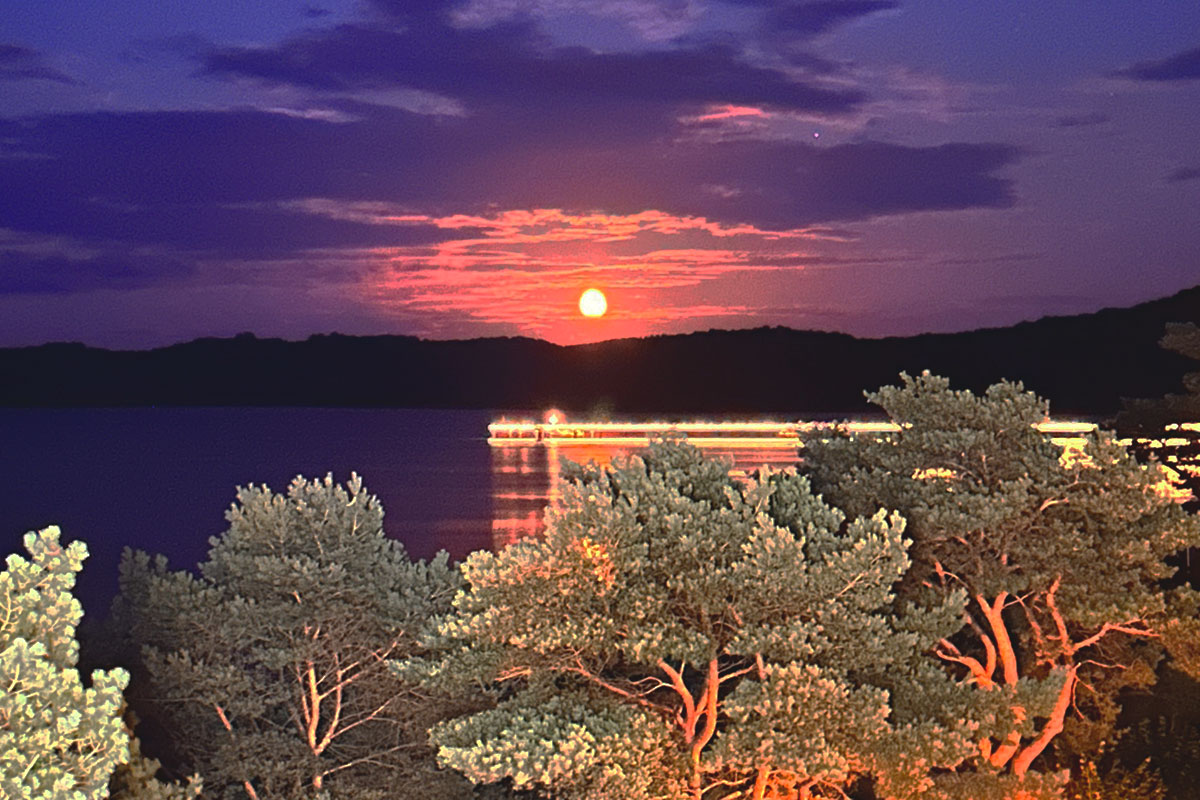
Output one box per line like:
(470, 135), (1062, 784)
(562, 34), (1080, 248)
(2, 408), (1194, 614)
(491, 437), (808, 548)
(491, 422), (1200, 550)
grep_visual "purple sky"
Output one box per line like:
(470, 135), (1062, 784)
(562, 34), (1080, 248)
(2, 0), (1199, 348)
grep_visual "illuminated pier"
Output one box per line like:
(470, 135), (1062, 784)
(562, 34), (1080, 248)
(488, 416), (1200, 548)
(487, 417), (1098, 449)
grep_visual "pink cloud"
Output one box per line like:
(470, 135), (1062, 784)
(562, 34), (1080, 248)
(367, 255), (794, 343)
(694, 104), (770, 122)
(268, 202), (855, 342)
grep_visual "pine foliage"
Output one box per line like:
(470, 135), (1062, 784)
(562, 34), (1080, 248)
(1063, 756), (1166, 800)
(405, 441), (1010, 800)
(801, 373), (1200, 781)
(115, 474), (471, 800)
(0, 526), (130, 799)
(107, 722), (202, 800)
(1114, 713), (1200, 797)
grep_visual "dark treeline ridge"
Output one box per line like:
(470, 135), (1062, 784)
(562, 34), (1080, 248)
(4, 284), (1200, 414)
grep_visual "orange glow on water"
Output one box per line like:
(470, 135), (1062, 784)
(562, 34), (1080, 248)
(488, 418), (1200, 547)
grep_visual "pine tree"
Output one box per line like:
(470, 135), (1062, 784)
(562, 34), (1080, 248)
(402, 441), (1044, 800)
(0, 526), (130, 799)
(800, 373), (1200, 785)
(116, 474), (473, 800)
(107, 720), (203, 800)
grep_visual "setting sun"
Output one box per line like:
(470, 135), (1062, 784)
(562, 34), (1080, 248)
(579, 288), (608, 318)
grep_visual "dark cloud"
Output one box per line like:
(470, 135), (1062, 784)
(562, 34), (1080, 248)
(0, 104), (1020, 240)
(202, 20), (863, 114)
(612, 139), (1019, 229)
(1114, 45), (1200, 81)
(776, 50), (844, 74)
(0, 110), (484, 259)
(302, 5), (332, 18)
(0, 0), (1016, 280)
(761, 1), (901, 36)
(1166, 166), (1200, 183)
(1053, 112), (1109, 128)
(118, 34), (211, 69)
(462, 137), (1019, 230)
(366, 0), (466, 23)
(0, 194), (470, 258)
(0, 109), (447, 207)
(0, 43), (78, 85)
(0, 250), (192, 295)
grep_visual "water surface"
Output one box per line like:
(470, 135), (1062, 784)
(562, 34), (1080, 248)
(5, 408), (1196, 616)
(1, 408), (495, 614)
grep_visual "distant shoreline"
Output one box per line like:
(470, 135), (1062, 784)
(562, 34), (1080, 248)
(2, 284), (1198, 416)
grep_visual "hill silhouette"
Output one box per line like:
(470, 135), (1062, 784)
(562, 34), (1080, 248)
(3, 285), (1199, 415)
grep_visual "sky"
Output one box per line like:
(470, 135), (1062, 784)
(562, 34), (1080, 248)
(1, 0), (1199, 348)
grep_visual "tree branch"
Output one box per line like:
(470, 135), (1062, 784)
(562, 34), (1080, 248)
(305, 660), (322, 752)
(976, 592), (1018, 686)
(313, 657), (344, 756)
(1069, 621), (1158, 655)
(1012, 667), (1078, 777)
(987, 705), (1025, 768)
(936, 637), (996, 688)
(213, 703), (260, 800)
(691, 659), (721, 773)
(658, 659), (699, 741)
(552, 662), (674, 718)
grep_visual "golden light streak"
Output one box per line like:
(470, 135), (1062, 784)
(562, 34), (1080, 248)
(489, 436), (803, 449)
(490, 418), (1200, 506)
(491, 417), (1200, 553)
(487, 419), (1101, 445)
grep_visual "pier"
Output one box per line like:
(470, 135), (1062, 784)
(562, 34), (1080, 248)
(487, 417), (1100, 449)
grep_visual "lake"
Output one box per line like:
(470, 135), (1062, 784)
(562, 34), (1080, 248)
(1, 407), (810, 616)
(4, 407), (1196, 617)
(1, 408), (496, 615)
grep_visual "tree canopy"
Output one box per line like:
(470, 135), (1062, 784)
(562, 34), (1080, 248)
(115, 474), (470, 800)
(404, 441), (1065, 799)
(20, 370), (1193, 800)
(801, 372), (1200, 770)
